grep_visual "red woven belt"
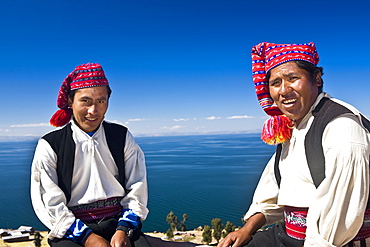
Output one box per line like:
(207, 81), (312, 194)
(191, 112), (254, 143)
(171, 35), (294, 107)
(284, 206), (309, 240)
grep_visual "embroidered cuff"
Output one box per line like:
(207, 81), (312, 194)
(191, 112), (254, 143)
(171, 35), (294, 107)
(65, 219), (93, 244)
(118, 209), (141, 229)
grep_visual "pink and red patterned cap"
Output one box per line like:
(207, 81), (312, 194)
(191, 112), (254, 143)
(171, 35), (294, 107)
(50, 63), (109, 127)
(251, 42), (320, 144)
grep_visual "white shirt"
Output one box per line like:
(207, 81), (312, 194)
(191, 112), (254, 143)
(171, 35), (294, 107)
(244, 93), (370, 247)
(30, 120), (149, 239)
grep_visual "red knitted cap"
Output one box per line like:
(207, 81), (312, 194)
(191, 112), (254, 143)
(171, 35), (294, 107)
(50, 63), (109, 127)
(251, 42), (319, 144)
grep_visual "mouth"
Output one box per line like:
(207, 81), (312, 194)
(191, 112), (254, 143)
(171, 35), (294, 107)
(86, 117), (98, 121)
(282, 98), (297, 105)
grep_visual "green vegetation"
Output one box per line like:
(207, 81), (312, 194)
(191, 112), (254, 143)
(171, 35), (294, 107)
(202, 225), (212, 245)
(223, 221), (237, 238)
(211, 218), (223, 243)
(166, 211), (178, 232)
(165, 211), (189, 240)
(165, 228), (174, 239)
(166, 211), (188, 232)
(164, 211), (240, 244)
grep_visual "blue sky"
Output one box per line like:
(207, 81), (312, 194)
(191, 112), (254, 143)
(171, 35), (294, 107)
(1, 0), (370, 137)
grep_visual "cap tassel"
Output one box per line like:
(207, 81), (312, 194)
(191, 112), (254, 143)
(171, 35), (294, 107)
(50, 108), (73, 127)
(261, 115), (294, 145)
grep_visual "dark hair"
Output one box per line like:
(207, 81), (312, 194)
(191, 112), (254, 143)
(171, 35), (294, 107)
(68, 85), (112, 102)
(266, 60), (324, 93)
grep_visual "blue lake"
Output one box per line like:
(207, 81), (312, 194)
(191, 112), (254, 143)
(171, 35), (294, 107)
(0, 133), (275, 232)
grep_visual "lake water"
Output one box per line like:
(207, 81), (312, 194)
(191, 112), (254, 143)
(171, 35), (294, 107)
(0, 133), (275, 232)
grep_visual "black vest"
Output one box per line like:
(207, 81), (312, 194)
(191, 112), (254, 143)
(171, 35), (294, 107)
(42, 121), (128, 203)
(274, 97), (370, 207)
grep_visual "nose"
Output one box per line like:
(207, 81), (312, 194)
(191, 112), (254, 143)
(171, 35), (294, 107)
(87, 104), (98, 114)
(278, 80), (291, 96)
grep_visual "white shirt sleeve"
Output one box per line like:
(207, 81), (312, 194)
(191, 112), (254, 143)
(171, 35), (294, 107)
(305, 114), (370, 246)
(30, 138), (76, 239)
(120, 130), (149, 221)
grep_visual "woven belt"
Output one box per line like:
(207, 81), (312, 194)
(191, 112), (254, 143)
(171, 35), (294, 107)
(352, 208), (370, 242)
(284, 206), (309, 240)
(69, 197), (123, 222)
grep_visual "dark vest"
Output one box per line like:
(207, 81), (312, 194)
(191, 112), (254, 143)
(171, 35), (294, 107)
(274, 97), (370, 207)
(42, 121), (128, 203)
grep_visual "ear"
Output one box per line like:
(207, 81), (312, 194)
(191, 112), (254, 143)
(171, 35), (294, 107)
(315, 71), (323, 87)
(68, 97), (73, 108)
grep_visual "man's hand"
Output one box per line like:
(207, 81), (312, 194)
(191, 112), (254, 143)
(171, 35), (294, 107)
(110, 230), (132, 247)
(84, 233), (111, 247)
(217, 228), (252, 247)
(217, 213), (266, 247)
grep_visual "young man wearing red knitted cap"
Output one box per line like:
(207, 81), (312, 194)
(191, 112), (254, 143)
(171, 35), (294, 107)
(31, 63), (152, 247)
(218, 43), (370, 247)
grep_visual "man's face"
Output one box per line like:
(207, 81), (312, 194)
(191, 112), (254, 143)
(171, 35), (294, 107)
(268, 61), (322, 125)
(69, 86), (109, 133)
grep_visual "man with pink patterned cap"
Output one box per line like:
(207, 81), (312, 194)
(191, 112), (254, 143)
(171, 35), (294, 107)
(31, 63), (152, 247)
(218, 43), (370, 247)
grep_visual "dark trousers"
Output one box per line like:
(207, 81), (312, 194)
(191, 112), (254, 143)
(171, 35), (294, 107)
(244, 222), (304, 247)
(48, 217), (152, 247)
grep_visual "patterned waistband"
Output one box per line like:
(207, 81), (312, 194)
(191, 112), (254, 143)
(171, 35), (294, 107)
(352, 208), (370, 242)
(69, 197), (123, 222)
(284, 206), (309, 240)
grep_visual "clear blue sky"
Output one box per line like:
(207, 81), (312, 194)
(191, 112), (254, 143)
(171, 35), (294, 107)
(1, 0), (370, 137)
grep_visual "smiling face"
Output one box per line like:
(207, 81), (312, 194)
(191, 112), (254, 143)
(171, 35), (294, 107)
(69, 86), (109, 133)
(268, 61), (322, 125)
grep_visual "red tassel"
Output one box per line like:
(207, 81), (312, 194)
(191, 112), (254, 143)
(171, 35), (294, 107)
(50, 108), (73, 127)
(261, 115), (294, 145)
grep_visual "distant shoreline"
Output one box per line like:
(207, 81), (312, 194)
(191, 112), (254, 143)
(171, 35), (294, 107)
(0, 130), (262, 142)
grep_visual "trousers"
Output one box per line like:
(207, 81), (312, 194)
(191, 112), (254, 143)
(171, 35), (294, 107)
(245, 222), (304, 247)
(48, 217), (152, 247)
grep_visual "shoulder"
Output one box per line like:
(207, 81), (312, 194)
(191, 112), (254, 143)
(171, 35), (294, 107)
(41, 124), (75, 155)
(102, 121), (135, 146)
(329, 97), (363, 116)
(102, 121), (128, 132)
(324, 113), (370, 149)
(316, 96), (368, 131)
(324, 97), (369, 132)
(42, 123), (71, 140)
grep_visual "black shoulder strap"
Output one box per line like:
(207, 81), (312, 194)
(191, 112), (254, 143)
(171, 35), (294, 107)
(103, 122), (128, 188)
(274, 144), (282, 186)
(305, 97), (352, 188)
(42, 123), (75, 202)
(274, 97), (353, 188)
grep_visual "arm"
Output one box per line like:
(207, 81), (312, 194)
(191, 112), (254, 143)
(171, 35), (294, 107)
(110, 131), (149, 247)
(30, 138), (77, 239)
(110, 209), (139, 247)
(31, 138), (112, 246)
(218, 213), (266, 247)
(243, 154), (285, 225)
(305, 115), (370, 246)
(119, 131), (149, 221)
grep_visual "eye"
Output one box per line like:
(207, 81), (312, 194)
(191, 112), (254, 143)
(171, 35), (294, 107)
(79, 98), (91, 105)
(269, 79), (280, 87)
(288, 75), (300, 81)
